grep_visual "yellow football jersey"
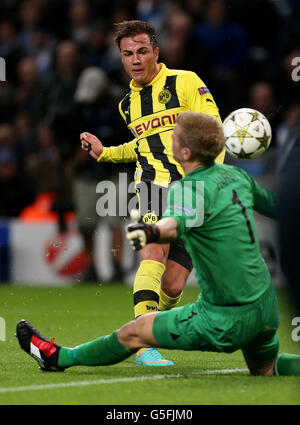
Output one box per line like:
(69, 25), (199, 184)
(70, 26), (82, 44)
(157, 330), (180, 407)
(98, 63), (225, 187)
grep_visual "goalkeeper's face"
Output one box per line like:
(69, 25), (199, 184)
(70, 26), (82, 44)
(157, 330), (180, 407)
(120, 33), (160, 88)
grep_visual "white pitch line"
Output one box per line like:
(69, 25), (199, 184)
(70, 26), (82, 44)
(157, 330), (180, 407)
(0, 368), (248, 394)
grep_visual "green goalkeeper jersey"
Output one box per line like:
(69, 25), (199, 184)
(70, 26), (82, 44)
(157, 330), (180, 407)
(163, 162), (277, 306)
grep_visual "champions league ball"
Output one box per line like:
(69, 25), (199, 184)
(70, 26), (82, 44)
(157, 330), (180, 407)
(223, 108), (272, 159)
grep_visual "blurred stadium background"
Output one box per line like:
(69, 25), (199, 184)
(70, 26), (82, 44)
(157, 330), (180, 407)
(0, 0), (299, 291)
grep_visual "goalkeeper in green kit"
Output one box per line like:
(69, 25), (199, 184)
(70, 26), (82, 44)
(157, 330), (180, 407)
(16, 111), (300, 376)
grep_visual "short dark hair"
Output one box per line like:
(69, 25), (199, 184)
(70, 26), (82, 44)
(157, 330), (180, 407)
(114, 20), (158, 51)
(176, 112), (225, 165)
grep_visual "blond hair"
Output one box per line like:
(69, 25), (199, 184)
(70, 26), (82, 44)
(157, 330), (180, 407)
(176, 112), (224, 164)
(114, 20), (158, 50)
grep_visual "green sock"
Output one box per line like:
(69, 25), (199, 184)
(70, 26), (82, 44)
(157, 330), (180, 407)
(275, 353), (300, 376)
(58, 330), (134, 367)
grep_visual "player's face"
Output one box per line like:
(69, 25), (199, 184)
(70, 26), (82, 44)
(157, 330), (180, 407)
(120, 34), (160, 87)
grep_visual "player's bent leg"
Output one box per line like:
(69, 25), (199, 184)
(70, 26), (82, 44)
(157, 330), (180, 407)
(243, 352), (300, 377)
(133, 261), (165, 317)
(160, 259), (190, 310)
(133, 243), (168, 317)
(243, 352), (276, 376)
(118, 312), (159, 350)
(159, 238), (193, 311)
(242, 327), (280, 376)
(133, 243), (174, 366)
(244, 350), (300, 376)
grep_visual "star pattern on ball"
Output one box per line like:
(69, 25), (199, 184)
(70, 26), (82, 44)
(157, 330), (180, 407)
(257, 131), (270, 149)
(232, 125), (252, 142)
(250, 112), (259, 121)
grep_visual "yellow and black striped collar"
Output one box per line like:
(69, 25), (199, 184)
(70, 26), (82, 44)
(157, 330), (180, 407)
(130, 63), (167, 91)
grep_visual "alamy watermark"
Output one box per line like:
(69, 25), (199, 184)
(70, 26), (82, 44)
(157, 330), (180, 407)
(291, 56), (300, 82)
(291, 317), (300, 342)
(0, 57), (6, 81)
(95, 173), (204, 227)
(0, 317), (6, 342)
(96, 173), (138, 218)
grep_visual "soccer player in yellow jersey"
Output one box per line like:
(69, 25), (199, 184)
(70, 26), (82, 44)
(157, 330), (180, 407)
(81, 20), (225, 366)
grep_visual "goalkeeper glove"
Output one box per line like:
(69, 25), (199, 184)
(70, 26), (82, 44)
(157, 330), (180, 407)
(126, 222), (160, 251)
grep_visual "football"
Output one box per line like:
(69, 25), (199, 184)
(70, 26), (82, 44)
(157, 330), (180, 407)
(223, 108), (272, 159)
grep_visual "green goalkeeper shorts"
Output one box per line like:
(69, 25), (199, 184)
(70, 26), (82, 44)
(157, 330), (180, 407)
(153, 284), (280, 364)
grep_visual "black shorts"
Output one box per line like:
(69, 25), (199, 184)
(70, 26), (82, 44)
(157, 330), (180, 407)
(136, 181), (193, 272)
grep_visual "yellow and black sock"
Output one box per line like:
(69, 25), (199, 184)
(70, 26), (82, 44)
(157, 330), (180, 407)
(133, 260), (165, 318)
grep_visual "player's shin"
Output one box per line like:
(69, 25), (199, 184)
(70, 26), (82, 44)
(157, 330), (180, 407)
(58, 331), (134, 367)
(133, 260), (165, 318)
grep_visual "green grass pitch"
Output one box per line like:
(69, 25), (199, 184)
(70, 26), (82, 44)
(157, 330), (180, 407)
(0, 283), (299, 405)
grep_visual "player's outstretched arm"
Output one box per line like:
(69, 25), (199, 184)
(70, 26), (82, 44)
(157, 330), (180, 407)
(126, 217), (178, 251)
(80, 132), (103, 160)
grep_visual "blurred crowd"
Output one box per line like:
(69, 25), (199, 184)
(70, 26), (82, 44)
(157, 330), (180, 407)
(0, 0), (299, 280)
